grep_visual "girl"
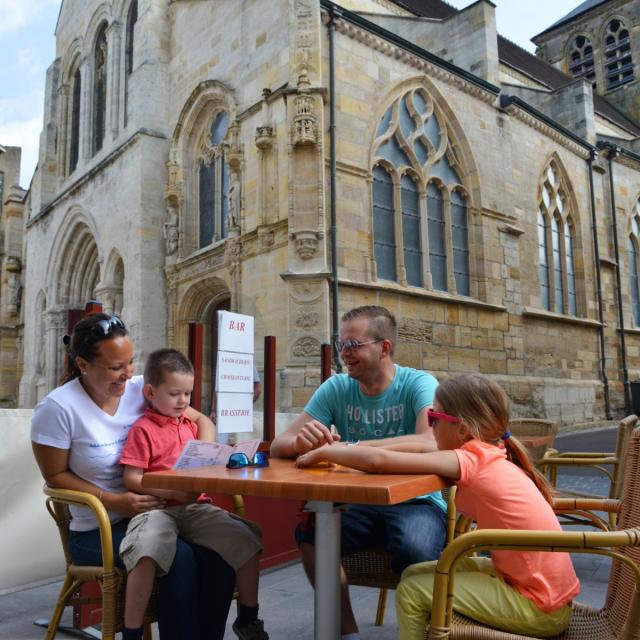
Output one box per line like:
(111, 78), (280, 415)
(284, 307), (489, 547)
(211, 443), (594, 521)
(296, 372), (579, 639)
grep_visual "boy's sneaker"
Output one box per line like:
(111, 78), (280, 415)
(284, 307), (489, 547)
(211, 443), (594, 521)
(232, 619), (269, 640)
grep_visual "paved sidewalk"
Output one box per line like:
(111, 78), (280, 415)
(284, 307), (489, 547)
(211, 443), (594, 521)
(0, 427), (617, 639)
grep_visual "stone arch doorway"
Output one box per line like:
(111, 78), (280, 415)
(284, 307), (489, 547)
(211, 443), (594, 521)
(192, 296), (231, 416)
(176, 277), (230, 414)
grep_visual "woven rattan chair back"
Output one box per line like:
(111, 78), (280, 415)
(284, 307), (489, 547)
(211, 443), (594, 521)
(508, 418), (558, 464)
(604, 425), (640, 637)
(44, 488), (155, 640)
(426, 426), (640, 639)
(610, 415), (638, 500)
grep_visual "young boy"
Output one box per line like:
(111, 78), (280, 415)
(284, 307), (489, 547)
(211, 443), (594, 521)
(119, 348), (268, 640)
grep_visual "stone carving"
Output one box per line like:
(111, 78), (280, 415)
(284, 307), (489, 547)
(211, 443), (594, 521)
(295, 308), (320, 328)
(7, 273), (22, 315)
(291, 282), (323, 303)
(226, 120), (242, 171)
(5, 256), (21, 272)
(227, 171), (240, 230)
(225, 237), (242, 266)
(291, 229), (321, 259)
(292, 336), (321, 358)
(255, 125), (274, 151)
(292, 69), (317, 146)
(163, 205), (179, 255)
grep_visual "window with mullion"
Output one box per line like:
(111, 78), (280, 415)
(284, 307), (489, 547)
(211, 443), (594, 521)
(427, 183), (447, 291)
(199, 157), (216, 248)
(93, 24), (108, 155)
(124, 0), (138, 127)
(605, 19), (634, 89)
(552, 215), (564, 312)
(373, 166), (397, 281)
(371, 87), (470, 295)
(538, 210), (550, 311)
(628, 236), (640, 326)
(451, 190), (470, 296)
(401, 175), (422, 287)
(197, 111), (230, 249)
(69, 67), (81, 173)
(564, 220), (577, 316)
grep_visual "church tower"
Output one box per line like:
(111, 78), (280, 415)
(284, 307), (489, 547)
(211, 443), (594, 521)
(533, 0), (640, 123)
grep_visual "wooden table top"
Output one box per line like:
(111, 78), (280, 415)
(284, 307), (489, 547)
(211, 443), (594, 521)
(142, 458), (446, 505)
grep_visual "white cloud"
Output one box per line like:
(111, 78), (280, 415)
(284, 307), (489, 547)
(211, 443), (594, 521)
(0, 117), (42, 188)
(0, 0), (59, 36)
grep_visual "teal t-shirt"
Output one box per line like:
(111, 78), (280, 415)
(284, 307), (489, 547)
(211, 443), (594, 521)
(304, 365), (445, 512)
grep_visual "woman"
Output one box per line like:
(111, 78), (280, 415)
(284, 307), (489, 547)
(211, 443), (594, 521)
(31, 313), (236, 639)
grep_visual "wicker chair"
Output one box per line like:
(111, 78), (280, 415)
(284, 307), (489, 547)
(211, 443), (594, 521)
(539, 415), (638, 529)
(43, 487), (156, 640)
(423, 425), (640, 639)
(508, 418), (558, 464)
(342, 486), (457, 626)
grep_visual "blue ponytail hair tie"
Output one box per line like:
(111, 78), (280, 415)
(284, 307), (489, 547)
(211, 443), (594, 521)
(500, 431), (512, 441)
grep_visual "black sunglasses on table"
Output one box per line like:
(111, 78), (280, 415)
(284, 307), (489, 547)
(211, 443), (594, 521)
(226, 451), (269, 469)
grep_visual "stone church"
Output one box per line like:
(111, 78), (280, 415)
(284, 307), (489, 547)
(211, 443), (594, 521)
(10, 0), (640, 425)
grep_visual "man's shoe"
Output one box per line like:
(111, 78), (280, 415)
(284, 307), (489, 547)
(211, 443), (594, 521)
(232, 619), (269, 640)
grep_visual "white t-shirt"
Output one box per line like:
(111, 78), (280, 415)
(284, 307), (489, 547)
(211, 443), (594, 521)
(30, 375), (146, 531)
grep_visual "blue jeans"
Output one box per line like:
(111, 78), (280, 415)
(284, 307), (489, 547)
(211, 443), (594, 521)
(69, 519), (235, 640)
(296, 499), (447, 574)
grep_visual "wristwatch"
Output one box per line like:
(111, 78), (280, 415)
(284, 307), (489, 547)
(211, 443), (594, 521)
(346, 440), (360, 446)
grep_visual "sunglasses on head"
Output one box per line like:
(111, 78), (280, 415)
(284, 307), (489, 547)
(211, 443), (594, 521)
(334, 337), (383, 353)
(427, 408), (461, 428)
(226, 451), (269, 469)
(72, 316), (126, 352)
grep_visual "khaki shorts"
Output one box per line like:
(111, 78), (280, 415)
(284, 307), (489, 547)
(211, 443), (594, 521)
(119, 503), (262, 576)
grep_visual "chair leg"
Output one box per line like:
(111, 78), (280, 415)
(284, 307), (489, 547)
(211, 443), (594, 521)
(100, 573), (120, 640)
(374, 587), (388, 626)
(44, 574), (76, 640)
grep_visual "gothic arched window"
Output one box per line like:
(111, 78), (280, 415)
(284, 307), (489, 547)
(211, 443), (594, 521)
(568, 35), (596, 88)
(537, 163), (578, 315)
(628, 208), (640, 326)
(197, 110), (229, 248)
(93, 24), (108, 154)
(69, 67), (81, 173)
(371, 88), (470, 294)
(604, 18), (634, 90)
(124, 0), (138, 126)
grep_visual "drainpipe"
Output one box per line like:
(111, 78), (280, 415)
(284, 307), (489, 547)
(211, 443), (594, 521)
(603, 143), (631, 413)
(587, 151), (612, 418)
(327, 6), (342, 372)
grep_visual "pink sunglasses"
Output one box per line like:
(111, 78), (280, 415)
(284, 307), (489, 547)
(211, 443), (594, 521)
(427, 408), (461, 428)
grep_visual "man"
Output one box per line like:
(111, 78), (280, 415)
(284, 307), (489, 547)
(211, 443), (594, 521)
(270, 305), (446, 640)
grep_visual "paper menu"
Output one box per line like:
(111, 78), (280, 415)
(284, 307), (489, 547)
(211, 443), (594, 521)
(172, 438), (261, 470)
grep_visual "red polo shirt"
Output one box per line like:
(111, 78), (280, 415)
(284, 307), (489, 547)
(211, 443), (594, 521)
(120, 407), (198, 472)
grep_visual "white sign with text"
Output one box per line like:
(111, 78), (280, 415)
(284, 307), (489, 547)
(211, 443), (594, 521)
(215, 352), (253, 393)
(218, 311), (254, 354)
(216, 310), (255, 434)
(216, 392), (254, 434)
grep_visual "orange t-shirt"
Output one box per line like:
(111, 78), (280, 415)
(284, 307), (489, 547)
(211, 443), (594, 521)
(454, 439), (580, 612)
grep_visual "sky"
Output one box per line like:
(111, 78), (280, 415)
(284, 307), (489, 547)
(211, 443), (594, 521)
(0, 0), (584, 189)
